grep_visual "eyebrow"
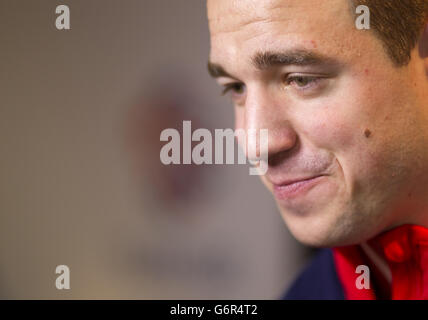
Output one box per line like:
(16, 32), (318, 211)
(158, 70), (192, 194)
(207, 61), (234, 79)
(252, 50), (339, 70)
(208, 49), (341, 78)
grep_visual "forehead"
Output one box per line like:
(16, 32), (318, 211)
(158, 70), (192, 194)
(208, 0), (357, 66)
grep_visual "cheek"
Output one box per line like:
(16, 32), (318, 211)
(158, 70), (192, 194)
(299, 107), (359, 153)
(298, 104), (380, 195)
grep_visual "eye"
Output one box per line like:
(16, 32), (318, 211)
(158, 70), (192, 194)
(286, 75), (320, 89)
(221, 82), (245, 96)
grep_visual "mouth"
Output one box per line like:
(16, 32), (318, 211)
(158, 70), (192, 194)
(272, 175), (326, 200)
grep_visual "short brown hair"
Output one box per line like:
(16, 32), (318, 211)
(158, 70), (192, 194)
(350, 0), (428, 66)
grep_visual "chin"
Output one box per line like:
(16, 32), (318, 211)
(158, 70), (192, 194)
(279, 206), (373, 248)
(287, 223), (344, 248)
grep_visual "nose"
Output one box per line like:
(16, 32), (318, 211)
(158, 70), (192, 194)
(243, 86), (298, 163)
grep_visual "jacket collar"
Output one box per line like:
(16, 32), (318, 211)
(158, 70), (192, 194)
(333, 224), (428, 299)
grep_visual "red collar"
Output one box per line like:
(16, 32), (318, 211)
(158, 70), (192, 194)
(333, 224), (428, 300)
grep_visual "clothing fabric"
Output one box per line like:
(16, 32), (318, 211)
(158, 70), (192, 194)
(283, 224), (428, 300)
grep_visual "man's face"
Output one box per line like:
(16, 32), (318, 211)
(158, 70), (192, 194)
(208, 0), (428, 246)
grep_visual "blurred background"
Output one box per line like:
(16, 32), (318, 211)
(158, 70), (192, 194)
(0, 0), (311, 299)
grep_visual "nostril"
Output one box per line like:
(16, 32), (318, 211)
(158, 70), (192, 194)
(268, 150), (290, 167)
(268, 139), (300, 167)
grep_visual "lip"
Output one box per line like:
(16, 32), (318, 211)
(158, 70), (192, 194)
(272, 175), (325, 200)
